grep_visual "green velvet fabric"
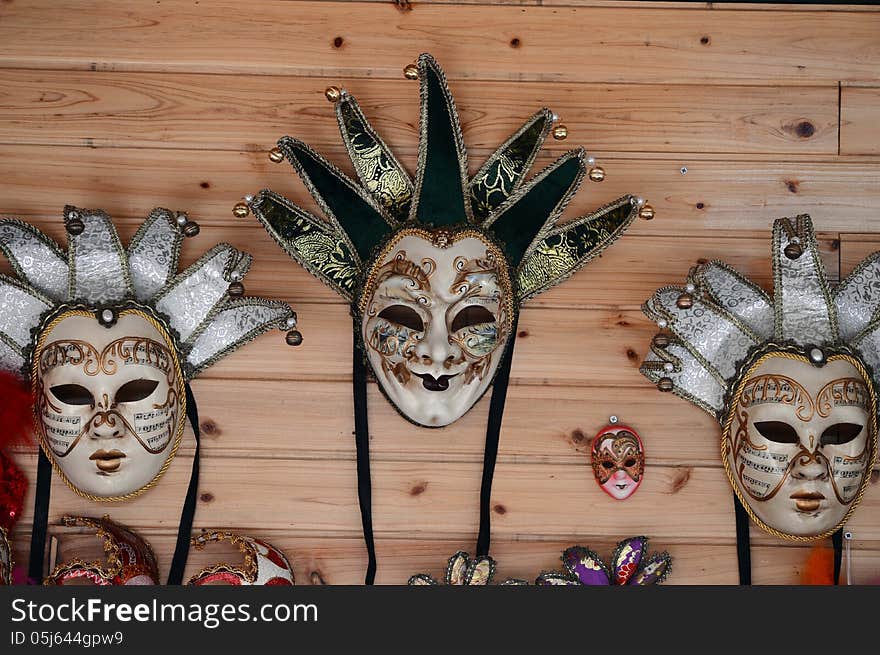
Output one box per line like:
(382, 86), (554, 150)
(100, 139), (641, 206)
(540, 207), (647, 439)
(470, 113), (548, 222)
(490, 156), (582, 265)
(282, 139), (391, 262)
(415, 64), (468, 227)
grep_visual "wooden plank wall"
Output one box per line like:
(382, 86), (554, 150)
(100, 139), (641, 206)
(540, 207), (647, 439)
(2, 0), (880, 585)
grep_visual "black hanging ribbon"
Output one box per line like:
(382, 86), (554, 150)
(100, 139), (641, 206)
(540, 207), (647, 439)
(27, 383), (201, 585)
(476, 318), (518, 558)
(832, 527), (843, 585)
(27, 448), (53, 582)
(733, 493), (752, 585)
(352, 318), (377, 585)
(166, 382), (201, 585)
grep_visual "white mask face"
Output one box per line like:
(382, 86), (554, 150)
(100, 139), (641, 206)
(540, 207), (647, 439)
(360, 229), (513, 427)
(724, 353), (876, 538)
(34, 310), (185, 499)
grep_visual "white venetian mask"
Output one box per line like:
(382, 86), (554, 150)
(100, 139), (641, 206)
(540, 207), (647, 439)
(34, 309), (185, 500)
(724, 352), (875, 538)
(360, 229), (513, 427)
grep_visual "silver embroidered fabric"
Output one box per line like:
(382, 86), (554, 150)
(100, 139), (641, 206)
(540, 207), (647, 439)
(649, 288), (757, 380)
(0, 222), (69, 302)
(157, 246), (251, 343)
(0, 280), (51, 347)
(70, 211), (131, 305)
(834, 252), (880, 341)
(0, 338), (24, 373)
(773, 221), (835, 345)
(186, 303), (288, 370)
(697, 263), (773, 340)
(643, 344), (725, 412)
(128, 210), (181, 302)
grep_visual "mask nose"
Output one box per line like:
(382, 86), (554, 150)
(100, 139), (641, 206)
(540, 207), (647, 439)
(791, 449), (829, 482)
(413, 321), (461, 370)
(90, 411), (124, 439)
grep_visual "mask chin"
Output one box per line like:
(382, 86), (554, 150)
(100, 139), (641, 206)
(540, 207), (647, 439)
(33, 308), (185, 500)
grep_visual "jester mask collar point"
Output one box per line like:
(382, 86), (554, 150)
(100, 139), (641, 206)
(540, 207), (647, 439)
(249, 52), (638, 427)
(0, 206), (296, 500)
(641, 215), (879, 540)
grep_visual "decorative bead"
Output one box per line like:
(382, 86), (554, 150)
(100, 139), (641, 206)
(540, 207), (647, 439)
(685, 283), (696, 293)
(663, 362), (674, 372)
(176, 213), (188, 226)
(285, 314), (297, 328)
(183, 221), (200, 238)
(657, 319), (668, 329)
(404, 64), (419, 80)
(588, 166), (605, 182)
(791, 236), (801, 245)
(286, 330), (303, 346)
(97, 308), (116, 327)
(552, 124), (568, 140)
(230, 271), (243, 282)
(66, 217), (85, 235)
(268, 147), (284, 163)
(638, 204), (655, 221)
(244, 194), (254, 203)
(551, 112), (560, 122)
(657, 377), (674, 392)
(784, 242), (803, 260)
(609, 415), (619, 424)
(809, 347), (826, 365)
(227, 281), (245, 297)
(652, 333), (671, 349)
(324, 86), (342, 103)
(233, 202), (250, 218)
(586, 156), (596, 166)
(676, 293), (694, 309)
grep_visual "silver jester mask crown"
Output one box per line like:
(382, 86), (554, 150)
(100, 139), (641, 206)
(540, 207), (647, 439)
(641, 216), (878, 540)
(0, 206), (296, 500)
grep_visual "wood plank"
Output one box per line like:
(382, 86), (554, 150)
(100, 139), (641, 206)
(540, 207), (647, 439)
(1, 145), (877, 237)
(0, 70), (839, 154)
(841, 87), (880, 155)
(11, 452), (880, 542)
(9, 381), (721, 466)
(0, 219), (839, 309)
(13, 529), (880, 585)
(0, 2), (879, 84)
(839, 233), (880, 278)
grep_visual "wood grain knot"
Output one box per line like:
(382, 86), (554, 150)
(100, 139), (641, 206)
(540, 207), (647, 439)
(785, 180), (799, 194)
(200, 419), (221, 436)
(199, 492), (215, 503)
(200, 181), (210, 189)
(794, 121), (815, 138)
(517, 329), (529, 338)
(700, 35), (711, 45)
(625, 348), (639, 362)
(697, 257), (708, 265)
(696, 202), (705, 210)
(510, 37), (521, 48)
(310, 570), (327, 585)
(333, 36), (344, 48)
(409, 481), (428, 496)
(670, 468), (692, 493)
(570, 428), (586, 445)
(829, 239), (840, 251)
(493, 504), (507, 515)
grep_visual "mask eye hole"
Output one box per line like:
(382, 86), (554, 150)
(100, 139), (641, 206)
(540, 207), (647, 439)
(624, 458), (637, 467)
(754, 421), (799, 444)
(378, 305), (424, 332)
(601, 461), (615, 469)
(50, 384), (93, 406)
(115, 379), (159, 404)
(820, 423), (863, 446)
(451, 305), (496, 333)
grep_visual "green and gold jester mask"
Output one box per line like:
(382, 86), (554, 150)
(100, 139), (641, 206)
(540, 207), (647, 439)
(247, 53), (639, 427)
